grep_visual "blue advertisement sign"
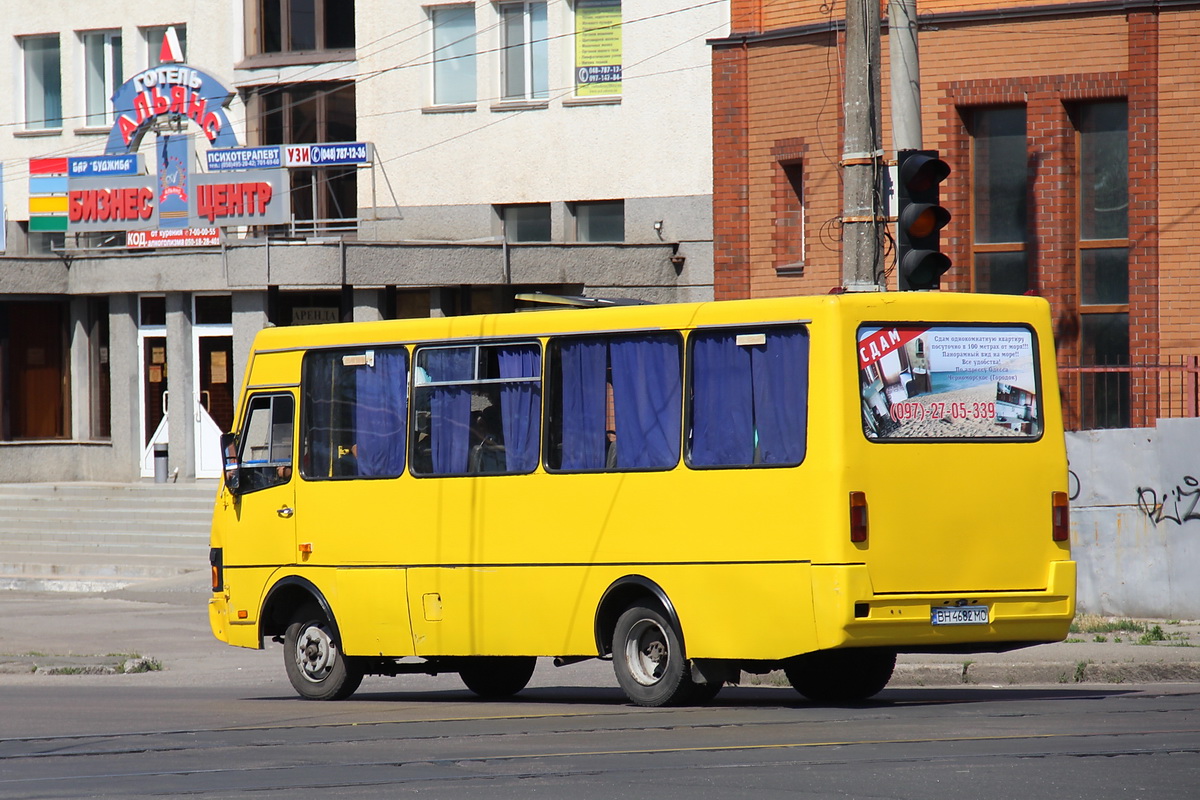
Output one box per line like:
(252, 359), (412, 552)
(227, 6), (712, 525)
(156, 135), (192, 229)
(283, 142), (372, 167)
(68, 155), (144, 177)
(206, 146), (283, 171)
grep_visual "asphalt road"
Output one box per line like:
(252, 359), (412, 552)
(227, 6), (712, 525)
(1, 680), (1197, 798)
(1, 582), (1198, 798)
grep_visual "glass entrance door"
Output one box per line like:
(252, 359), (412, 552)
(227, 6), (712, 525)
(138, 296), (168, 477)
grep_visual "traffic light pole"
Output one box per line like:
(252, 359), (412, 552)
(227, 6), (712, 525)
(888, 0), (922, 151)
(841, 0), (885, 291)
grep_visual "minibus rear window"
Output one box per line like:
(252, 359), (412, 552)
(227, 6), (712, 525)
(858, 324), (1041, 441)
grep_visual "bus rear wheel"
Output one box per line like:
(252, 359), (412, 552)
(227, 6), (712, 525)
(783, 648), (896, 703)
(283, 607), (364, 701)
(458, 656), (537, 699)
(612, 603), (695, 707)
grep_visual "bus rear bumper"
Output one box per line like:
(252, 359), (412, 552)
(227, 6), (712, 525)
(810, 560), (1076, 652)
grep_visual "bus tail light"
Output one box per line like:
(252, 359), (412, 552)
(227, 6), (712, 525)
(1052, 491), (1070, 542)
(210, 547), (223, 592)
(850, 491), (869, 543)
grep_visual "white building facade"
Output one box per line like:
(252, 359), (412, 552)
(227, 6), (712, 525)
(0, 1), (725, 483)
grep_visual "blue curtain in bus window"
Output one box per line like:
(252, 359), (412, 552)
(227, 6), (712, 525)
(497, 345), (540, 472)
(690, 334), (755, 466)
(354, 349), (408, 477)
(610, 335), (681, 469)
(752, 329), (808, 465)
(558, 339), (607, 470)
(426, 348), (473, 474)
(305, 357), (333, 476)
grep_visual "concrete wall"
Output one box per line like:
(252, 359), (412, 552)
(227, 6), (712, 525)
(1067, 418), (1200, 619)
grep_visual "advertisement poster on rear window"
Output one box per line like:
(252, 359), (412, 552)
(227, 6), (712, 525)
(857, 325), (1041, 440)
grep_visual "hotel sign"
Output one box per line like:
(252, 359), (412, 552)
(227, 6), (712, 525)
(106, 64), (237, 155)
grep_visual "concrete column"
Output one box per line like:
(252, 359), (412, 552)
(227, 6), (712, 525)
(68, 298), (91, 441)
(165, 292), (195, 481)
(107, 294), (140, 481)
(352, 288), (385, 322)
(429, 288), (451, 318)
(231, 291), (269, 404)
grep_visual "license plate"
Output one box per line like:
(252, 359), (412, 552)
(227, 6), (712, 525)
(930, 605), (989, 626)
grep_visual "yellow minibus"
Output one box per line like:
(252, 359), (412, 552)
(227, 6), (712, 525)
(209, 291), (1074, 706)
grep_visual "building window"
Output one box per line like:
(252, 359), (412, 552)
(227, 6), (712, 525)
(256, 83), (357, 233)
(970, 107), (1027, 294)
(257, 0), (354, 55)
(22, 35), (62, 130)
(0, 301), (70, 440)
(501, 204), (551, 242)
(88, 298), (112, 439)
(82, 30), (123, 127)
(774, 159), (804, 272)
(1075, 100), (1129, 429)
(144, 25), (186, 67)
(573, 200), (624, 242)
(500, 1), (548, 101)
(574, 0), (621, 97)
(432, 5), (476, 105)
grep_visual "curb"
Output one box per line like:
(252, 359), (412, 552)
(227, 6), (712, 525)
(890, 660), (1200, 687)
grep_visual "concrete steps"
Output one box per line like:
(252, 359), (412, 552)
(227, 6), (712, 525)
(0, 482), (217, 592)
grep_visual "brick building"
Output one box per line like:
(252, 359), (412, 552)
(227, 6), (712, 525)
(710, 0), (1198, 429)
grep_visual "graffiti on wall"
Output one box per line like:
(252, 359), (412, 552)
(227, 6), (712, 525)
(1137, 476), (1200, 526)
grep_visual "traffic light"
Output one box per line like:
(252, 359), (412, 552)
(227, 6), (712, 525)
(896, 149), (951, 290)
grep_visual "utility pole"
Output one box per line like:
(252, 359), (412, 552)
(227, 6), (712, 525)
(889, 0), (922, 151)
(842, 0), (885, 291)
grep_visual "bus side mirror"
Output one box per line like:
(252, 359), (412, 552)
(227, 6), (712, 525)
(221, 432), (242, 496)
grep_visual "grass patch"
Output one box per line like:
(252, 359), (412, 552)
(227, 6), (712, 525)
(1136, 625), (1168, 645)
(122, 657), (162, 674)
(1064, 637), (1084, 643)
(1093, 634), (1108, 643)
(1070, 615), (1149, 634)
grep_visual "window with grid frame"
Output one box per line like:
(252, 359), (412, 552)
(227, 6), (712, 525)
(254, 82), (358, 232)
(1075, 100), (1130, 429)
(969, 106), (1028, 295)
(82, 30), (122, 127)
(500, 1), (548, 101)
(431, 4), (477, 105)
(143, 25), (185, 67)
(22, 35), (62, 130)
(252, 0), (354, 57)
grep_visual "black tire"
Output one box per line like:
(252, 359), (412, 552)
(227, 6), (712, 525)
(687, 679), (724, 704)
(612, 603), (695, 707)
(783, 648), (896, 703)
(283, 607), (364, 701)
(458, 656), (537, 699)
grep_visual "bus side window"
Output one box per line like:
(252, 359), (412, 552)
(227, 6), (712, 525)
(687, 326), (809, 468)
(411, 342), (541, 477)
(237, 394), (294, 493)
(301, 348), (409, 480)
(546, 333), (682, 472)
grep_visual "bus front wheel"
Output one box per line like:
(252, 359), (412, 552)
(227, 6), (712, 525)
(783, 648), (896, 703)
(283, 608), (364, 701)
(458, 656), (537, 699)
(612, 603), (694, 707)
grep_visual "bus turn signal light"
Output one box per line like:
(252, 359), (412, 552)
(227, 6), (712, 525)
(850, 491), (869, 543)
(1052, 491), (1070, 542)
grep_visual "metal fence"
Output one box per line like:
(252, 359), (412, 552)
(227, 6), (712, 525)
(1058, 357), (1200, 431)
